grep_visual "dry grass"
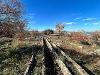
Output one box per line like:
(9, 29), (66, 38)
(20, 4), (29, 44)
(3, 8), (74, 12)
(0, 37), (41, 75)
(48, 35), (100, 75)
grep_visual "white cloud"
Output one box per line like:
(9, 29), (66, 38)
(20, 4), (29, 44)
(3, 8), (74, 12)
(84, 23), (88, 25)
(64, 22), (75, 25)
(75, 17), (82, 20)
(83, 18), (96, 21)
(92, 22), (100, 25)
(84, 21), (100, 26)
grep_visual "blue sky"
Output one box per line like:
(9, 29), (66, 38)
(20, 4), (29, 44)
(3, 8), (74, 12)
(21, 0), (100, 31)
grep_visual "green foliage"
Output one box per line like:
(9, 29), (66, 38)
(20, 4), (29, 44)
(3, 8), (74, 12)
(43, 29), (54, 35)
(80, 40), (91, 45)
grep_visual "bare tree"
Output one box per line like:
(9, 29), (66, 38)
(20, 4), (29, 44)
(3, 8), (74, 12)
(0, 0), (25, 38)
(0, 0), (22, 17)
(55, 23), (64, 34)
(92, 31), (100, 42)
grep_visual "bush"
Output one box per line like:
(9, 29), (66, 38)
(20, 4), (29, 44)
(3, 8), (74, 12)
(42, 29), (54, 35)
(80, 40), (91, 45)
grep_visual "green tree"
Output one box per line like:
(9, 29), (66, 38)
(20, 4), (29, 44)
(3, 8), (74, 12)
(43, 29), (54, 35)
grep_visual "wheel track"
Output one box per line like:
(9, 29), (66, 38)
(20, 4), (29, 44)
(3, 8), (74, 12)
(24, 37), (95, 75)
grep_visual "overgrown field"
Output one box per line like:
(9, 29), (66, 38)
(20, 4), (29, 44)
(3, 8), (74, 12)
(0, 38), (41, 75)
(48, 35), (100, 75)
(0, 34), (100, 75)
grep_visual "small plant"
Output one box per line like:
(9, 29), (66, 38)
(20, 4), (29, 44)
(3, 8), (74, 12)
(80, 40), (91, 45)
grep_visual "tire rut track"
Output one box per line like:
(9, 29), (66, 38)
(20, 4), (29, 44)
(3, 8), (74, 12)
(24, 38), (95, 75)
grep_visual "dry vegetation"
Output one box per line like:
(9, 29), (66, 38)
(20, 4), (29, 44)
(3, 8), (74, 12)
(0, 0), (100, 75)
(0, 0), (41, 74)
(47, 31), (100, 75)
